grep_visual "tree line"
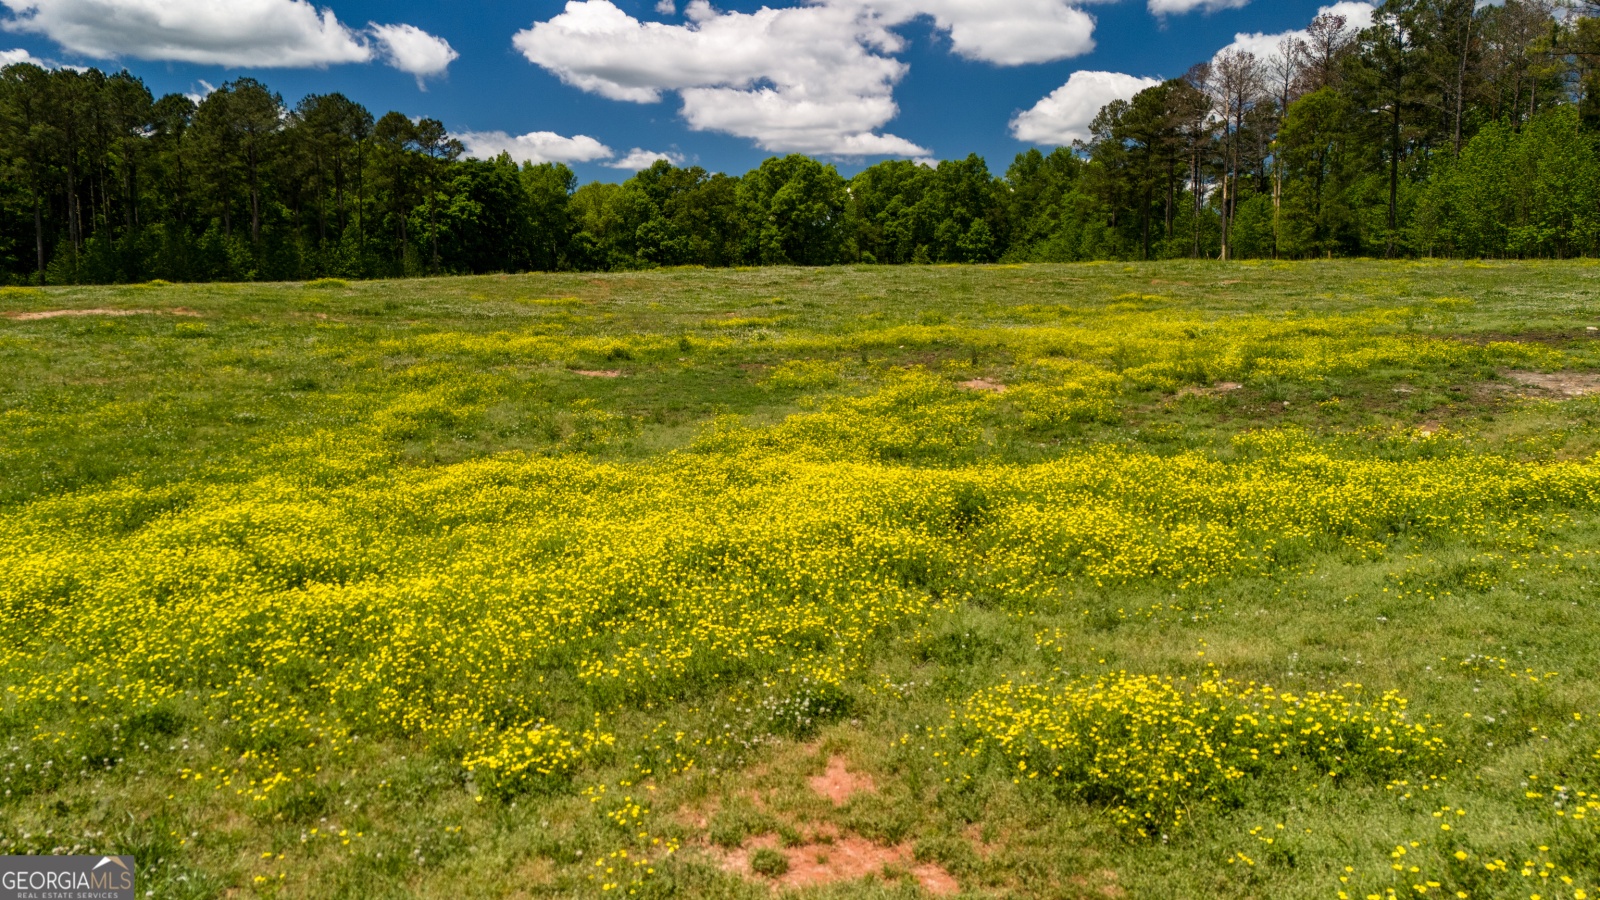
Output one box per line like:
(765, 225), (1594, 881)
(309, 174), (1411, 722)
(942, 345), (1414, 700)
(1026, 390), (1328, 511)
(1, 0), (1599, 284)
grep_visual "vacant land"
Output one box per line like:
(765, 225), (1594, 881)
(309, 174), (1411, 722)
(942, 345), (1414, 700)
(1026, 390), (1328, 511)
(5, 261), (1600, 899)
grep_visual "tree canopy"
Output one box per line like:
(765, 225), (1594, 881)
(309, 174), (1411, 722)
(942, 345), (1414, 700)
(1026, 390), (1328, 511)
(1, 0), (1597, 283)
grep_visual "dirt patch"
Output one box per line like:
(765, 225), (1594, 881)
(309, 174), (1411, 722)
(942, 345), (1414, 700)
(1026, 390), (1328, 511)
(1176, 381), (1243, 399)
(715, 835), (958, 896)
(808, 756), (874, 806)
(963, 823), (1002, 860)
(1418, 421), (1444, 435)
(1460, 330), (1600, 347)
(1504, 370), (1600, 397)
(959, 378), (1007, 394)
(571, 369), (623, 379)
(2, 307), (201, 321)
(1070, 869), (1126, 899)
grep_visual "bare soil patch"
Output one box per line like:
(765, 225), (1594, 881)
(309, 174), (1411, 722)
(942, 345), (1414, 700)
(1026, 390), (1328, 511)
(3, 307), (201, 321)
(714, 834), (958, 896)
(808, 755), (874, 806)
(1175, 381), (1243, 399)
(960, 378), (1007, 394)
(1504, 370), (1600, 397)
(1459, 330), (1600, 347)
(963, 823), (1002, 860)
(571, 369), (623, 379)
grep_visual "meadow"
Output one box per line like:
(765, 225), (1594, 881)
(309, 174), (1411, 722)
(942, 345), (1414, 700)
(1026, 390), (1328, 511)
(4, 261), (1600, 899)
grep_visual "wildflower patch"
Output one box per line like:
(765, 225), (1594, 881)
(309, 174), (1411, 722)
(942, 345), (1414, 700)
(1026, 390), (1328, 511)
(946, 674), (1445, 836)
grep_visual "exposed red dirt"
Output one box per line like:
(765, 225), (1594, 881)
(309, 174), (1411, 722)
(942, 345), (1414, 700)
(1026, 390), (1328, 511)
(715, 834), (958, 896)
(963, 823), (1002, 860)
(1176, 381), (1243, 399)
(3, 307), (202, 321)
(1460, 330), (1600, 347)
(1076, 869), (1126, 898)
(959, 378), (1007, 393)
(808, 755), (874, 806)
(1504, 370), (1600, 397)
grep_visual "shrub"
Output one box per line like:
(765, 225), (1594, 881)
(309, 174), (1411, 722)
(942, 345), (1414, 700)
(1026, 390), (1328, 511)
(947, 674), (1445, 836)
(750, 848), (789, 877)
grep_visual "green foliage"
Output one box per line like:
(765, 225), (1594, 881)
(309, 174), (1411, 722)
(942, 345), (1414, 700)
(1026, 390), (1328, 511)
(8, 263), (1600, 897)
(749, 848), (789, 877)
(2, 0), (1600, 286)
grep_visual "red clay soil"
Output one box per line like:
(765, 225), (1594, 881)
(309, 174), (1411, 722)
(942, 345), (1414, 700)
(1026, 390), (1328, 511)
(716, 834), (959, 897)
(808, 756), (875, 806)
(2, 307), (201, 321)
(1176, 381), (1243, 398)
(959, 378), (1007, 393)
(1504, 370), (1600, 397)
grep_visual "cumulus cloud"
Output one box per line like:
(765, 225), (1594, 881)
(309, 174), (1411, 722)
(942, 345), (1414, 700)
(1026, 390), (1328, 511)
(514, 0), (923, 156)
(607, 148), (686, 169)
(513, 0), (1105, 156)
(0, 45), (43, 65)
(1148, 0), (1249, 14)
(0, 0), (455, 83)
(1217, 1), (1374, 61)
(184, 78), (215, 104)
(830, 0), (1097, 65)
(1010, 70), (1159, 145)
(370, 22), (457, 88)
(456, 130), (616, 165)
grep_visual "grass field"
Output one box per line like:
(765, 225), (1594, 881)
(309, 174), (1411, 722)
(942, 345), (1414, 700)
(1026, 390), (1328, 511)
(7, 261), (1600, 900)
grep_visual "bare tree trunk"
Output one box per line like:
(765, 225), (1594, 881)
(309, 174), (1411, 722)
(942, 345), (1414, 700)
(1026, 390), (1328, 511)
(1388, 101), (1400, 258)
(34, 198), (45, 285)
(1454, 15), (1471, 155)
(66, 164), (80, 252)
(1191, 152), (1202, 258)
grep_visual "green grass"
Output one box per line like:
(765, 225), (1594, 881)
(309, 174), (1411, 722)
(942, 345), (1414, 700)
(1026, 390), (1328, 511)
(5, 260), (1600, 899)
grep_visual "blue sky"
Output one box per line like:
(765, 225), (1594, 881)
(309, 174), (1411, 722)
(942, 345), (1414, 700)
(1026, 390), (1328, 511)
(0, 0), (1371, 181)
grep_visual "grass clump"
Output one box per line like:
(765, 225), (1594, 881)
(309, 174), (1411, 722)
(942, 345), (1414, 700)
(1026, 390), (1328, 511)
(750, 848), (790, 877)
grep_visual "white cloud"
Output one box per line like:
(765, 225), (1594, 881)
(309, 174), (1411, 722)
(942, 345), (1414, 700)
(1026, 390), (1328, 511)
(830, 0), (1098, 65)
(655, 0), (675, 13)
(0, 0), (370, 66)
(1148, 0), (1249, 14)
(457, 130), (616, 165)
(1218, 1), (1374, 61)
(607, 148), (686, 169)
(0, 46), (43, 65)
(0, 0), (455, 82)
(184, 78), (215, 104)
(512, 0), (1104, 157)
(370, 22), (457, 88)
(1010, 70), (1159, 145)
(514, 0), (924, 156)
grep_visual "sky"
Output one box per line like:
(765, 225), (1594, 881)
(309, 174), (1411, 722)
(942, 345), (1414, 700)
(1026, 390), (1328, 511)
(0, 0), (1378, 181)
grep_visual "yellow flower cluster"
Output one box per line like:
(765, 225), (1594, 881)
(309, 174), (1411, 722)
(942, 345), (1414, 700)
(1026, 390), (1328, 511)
(461, 720), (615, 799)
(2, 296), (1596, 821)
(947, 673), (1442, 836)
(0, 404), (1589, 798)
(1339, 810), (1593, 900)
